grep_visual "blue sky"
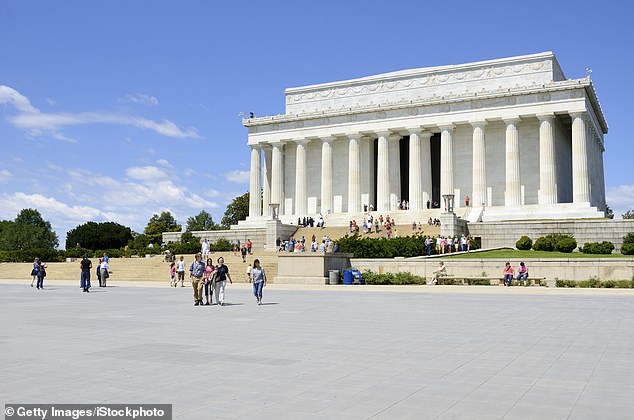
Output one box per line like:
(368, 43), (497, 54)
(1, 0), (633, 247)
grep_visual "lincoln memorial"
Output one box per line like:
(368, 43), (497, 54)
(240, 52), (608, 227)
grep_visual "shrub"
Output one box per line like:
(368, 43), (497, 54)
(623, 233), (634, 244)
(337, 235), (429, 258)
(362, 270), (427, 285)
(557, 279), (634, 288)
(533, 236), (554, 252)
(554, 236), (577, 253)
(621, 243), (634, 256)
(515, 236), (533, 250)
(211, 238), (233, 252)
(166, 241), (200, 255)
(580, 241), (615, 254)
(0, 248), (64, 263)
(533, 234), (576, 253)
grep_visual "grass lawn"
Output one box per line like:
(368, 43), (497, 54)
(442, 250), (630, 259)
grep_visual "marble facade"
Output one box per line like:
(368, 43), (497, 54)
(241, 52), (608, 226)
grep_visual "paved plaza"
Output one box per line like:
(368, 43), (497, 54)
(1, 282), (634, 419)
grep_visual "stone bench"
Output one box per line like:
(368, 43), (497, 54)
(433, 275), (551, 287)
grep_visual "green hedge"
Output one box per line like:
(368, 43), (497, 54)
(337, 235), (479, 258)
(556, 278), (634, 288)
(580, 241), (615, 254)
(533, 234), (577, 253)
(0, 248), (65, 263)
(362, 270), (427, 285)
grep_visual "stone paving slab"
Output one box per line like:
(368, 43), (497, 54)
(1, 283), (634, 419)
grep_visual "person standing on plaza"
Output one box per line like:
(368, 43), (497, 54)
(189, 253), (205, 306)
(516, 262), (529, 286)
(96, 258), (102, 286)
(169, 262), (176, 287)
(503, 262), (514, 286)
(35, 259), (47, 289)
(246, 238), (253, 255)
(202, 258), (216, 305)
(100, 257), (109, 287)
(176, 255), (186, 287)
(252, 259), (266, 305)
(214, 256), (233, 306)
(30, 257), (39, 287)
(80, 254), (92, 292)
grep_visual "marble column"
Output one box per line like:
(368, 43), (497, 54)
(420, 130), (432, 207)
(440, 125), (455, 197)
(262, 147), (272, 217)
(248, 145), (262, 217)
(320, 138), (333, 214)
(571, 113), (590, 203)
(597, 139), (606, 209)
(471, 121), (487, 207)
(376, 132), (390, 212)
(270, 142), (284, 214)
(388, 134), (401, 211)
(538, 114), (557, 205)
(294, 139), (309, 216)
(347, 135), (361, 213)
(504, 118), (521, 206)
(408, 129), (422, 210)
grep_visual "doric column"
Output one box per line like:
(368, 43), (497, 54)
(248, 145), (262, 217)
(440, 125), (455, 196)
(347, 135), (361, 213)
(504, 118), (521, 206)
(538, 114), (557, 205)
(388, 133), (401, 211)
(262, 146), (272, 217)
(598, 139), (606, 209)
(571, 113), (590, 203)
(294, 139), (309, 216)
(376, 132), (390, 212)
(471, 121), (487, 207)
(408, 129), (422, 210)
(320, 138), (333, 214)
(420, 130), (432, 206)
(270, 142), (284, 214)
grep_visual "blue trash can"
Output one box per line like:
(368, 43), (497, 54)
(343, 270), (354, 285)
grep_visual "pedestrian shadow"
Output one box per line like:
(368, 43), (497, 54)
(221, 303), (244, 306)
(259, 302), (279, 306)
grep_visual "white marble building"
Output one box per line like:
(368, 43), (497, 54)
(241, 52), (608, 226)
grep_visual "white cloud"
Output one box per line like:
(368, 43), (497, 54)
(0, 169), (12, 182)
(126, 165), (168, 181)
(0, 85), (200, 141)
(9, 112), (201, 139)
(0, 85), (39, 114)
(156, 159), (172, 167)
(606, 184), (634, 217)
(225, 170), (250, 184)
(122, 93), (160, 106)
(45, 98), (56, 106)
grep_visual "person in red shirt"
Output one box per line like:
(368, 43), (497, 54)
(503, 262), (514, 286)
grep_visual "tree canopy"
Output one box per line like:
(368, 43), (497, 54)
(144, 211), (181, 244)
(0, 209), (58, 250)
(221, 192), (249, 228)
(186, 210), (222, 231)
(66, 221), (133, 250)
(623, 210), (634, 220)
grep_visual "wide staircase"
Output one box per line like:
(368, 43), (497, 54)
(0, 251), (280, 284)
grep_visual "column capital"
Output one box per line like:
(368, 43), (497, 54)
(388, 133), (401, 142)
(536, 113), (555, 122)
(503, 117), (521, 125)
(294, 138), (310, 146)
(469, 120), (487, 129)
(569, 111), (587, 120)
(345, 133), (362, 141)
(406, 127), (422, 136)
(375, 130), (391, 138)
(439, 124), (455, 131)
(321, 136), (334, 144)
(249, 144), (261, 150)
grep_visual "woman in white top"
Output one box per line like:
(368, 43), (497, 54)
(251, 259), (266, 305)
(100, 258), (109, 287)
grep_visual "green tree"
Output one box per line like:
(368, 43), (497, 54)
(186, 210), (221, 231)
(221, 192), (249, 228)
(622, 210), (634, 220)
(66, 221), (133, 250)
(605, 205), (614, 219)
(144, 211), (181, 244)
(0, 209), (58, 250)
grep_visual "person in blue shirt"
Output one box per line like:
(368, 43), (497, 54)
(214, 257), (233, 306)
(189, 253), (205, 306)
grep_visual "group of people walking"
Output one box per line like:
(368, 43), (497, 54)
(30, 258), (47, 289)
(79, 254), (109, 292)
(182, 253), (267, 306)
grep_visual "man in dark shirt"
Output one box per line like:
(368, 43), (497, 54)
(80, 254), (92, 293)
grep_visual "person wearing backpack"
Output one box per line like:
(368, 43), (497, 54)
(30, 257), (39, 287)
(80, 254), (92, 293)
(36, 259), (47, 289)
